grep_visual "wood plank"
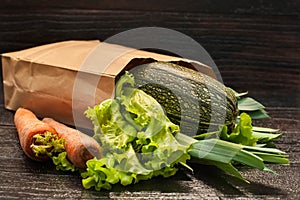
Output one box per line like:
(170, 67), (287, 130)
(0, 0), (299, 15)
(0, 10), (298, 58)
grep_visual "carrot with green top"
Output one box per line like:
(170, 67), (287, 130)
(42, 118), (101, 169)
(14, 108), (101, 170)
(14, 107), (57, 161)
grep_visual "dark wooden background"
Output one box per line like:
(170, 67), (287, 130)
(0, 1), (299, 199)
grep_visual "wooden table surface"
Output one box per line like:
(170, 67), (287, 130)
(0, 1), (299, 199)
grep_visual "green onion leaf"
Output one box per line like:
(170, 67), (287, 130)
(238, 97), (265, 111)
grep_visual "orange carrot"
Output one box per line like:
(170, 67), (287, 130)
(14, 108), (57, 161)
(42, 118), (101, 169)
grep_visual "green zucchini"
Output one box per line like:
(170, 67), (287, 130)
(129, 62), (238, 136)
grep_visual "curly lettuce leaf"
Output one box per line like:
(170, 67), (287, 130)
(83, 72), (192, 190)
(220, 113), (258, 146)
(52, 152), (76, 172)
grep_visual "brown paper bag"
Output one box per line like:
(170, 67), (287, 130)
(1, 40), (216, 128)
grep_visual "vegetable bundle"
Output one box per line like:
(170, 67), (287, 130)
(81, 71), (288, 190)
(13, 62), (289, 191)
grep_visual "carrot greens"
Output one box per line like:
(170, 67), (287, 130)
(31, 132), (75, 172)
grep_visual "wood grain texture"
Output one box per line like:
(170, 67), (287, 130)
(0, 1), (299, 199)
